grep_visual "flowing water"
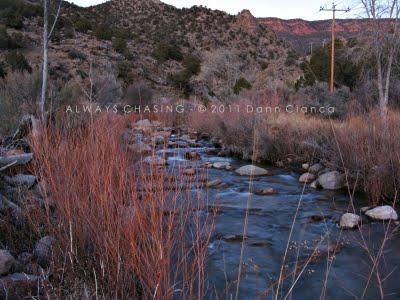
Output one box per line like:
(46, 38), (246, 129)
(158, 135), (400, 300)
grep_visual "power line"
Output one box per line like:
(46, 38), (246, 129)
(320, 2), (351, 93)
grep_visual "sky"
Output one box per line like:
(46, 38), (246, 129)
(68, 0), (361, 20)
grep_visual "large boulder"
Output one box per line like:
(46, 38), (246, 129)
(299, 172), (316, 183)
(235, 165), (270, 176)
(34, 236), (55, 268)
(0, 250), (16, 275)
(340, 213), (361, 229)
(365, 206), (398, 221)
(317, 171), (345, 190)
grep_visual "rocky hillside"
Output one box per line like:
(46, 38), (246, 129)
(259, 18), (372, 54)
(0, 0), (302, 103)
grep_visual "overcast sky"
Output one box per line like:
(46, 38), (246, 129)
(68, 0), (360, 20)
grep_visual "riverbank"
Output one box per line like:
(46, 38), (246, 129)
(0, 112), (399, 298)
(187, 106), (400, 204)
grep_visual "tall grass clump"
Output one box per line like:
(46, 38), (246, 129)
(32, 114), (213, 299)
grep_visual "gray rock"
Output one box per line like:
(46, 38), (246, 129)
(225, 165), (234, 171)
(0, 273), (41, 299)
(0, 250), (16, 275)
(299, 172), (316, 183)
(317, 171), (345, 190)
(310, 180), (320, 189)
(212, 162), (231, 169)
(221, 234), (247, 242)
(309, 163), (323, 174)
(135, 119), (152, 127)
(34, 236), (55, 267)
(340, 213), (361, 229)
(0, 153), (33, 171)
(302, 163), (310, 170)
(17, 253), (33, 265)
(235, 165), (270, 176)
(203, 162), (213, 169)
(365, 206), (398, 221)
(0, 198), (23, 224)
(4, 175), (37, 189)
(206, 179), (223, 188)
(255, 187), (277, 196)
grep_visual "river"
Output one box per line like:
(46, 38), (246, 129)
(156, 133), (400, 299)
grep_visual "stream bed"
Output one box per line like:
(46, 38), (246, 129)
(157, 135), (400, 300)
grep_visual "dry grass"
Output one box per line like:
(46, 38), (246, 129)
(31, 113), (213, 299)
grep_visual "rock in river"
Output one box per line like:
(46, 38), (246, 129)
(340, 213), (361, 229)
(365, 206), (398, 221)
(255, 187), (277, 196)
(212, 162), (231, 169)
(309, 163), (323, 174)
(182, 168), (196, 176)
(235, 165), (270, 176)
(206, 179), (223, 188)
(317, 171), (345, 190)
(299, 172), (316, 183)
(184, 151), (201, 160)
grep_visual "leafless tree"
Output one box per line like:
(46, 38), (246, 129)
(40, 0), (62, 124)
(199, 49), (243, 100)
(360, 0), (400, 119)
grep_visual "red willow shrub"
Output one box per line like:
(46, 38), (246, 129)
(32, 113), (213, 299)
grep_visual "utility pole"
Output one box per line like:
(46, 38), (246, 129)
(320, 3), (350, 93)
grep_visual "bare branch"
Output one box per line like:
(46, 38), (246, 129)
(48, 0), (63, 39)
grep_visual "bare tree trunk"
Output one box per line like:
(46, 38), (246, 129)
(40, 0), (49, 124)
(39, 0), (62, 125)
(360, 0), (400, 122)
(383, 51), (394, 118)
